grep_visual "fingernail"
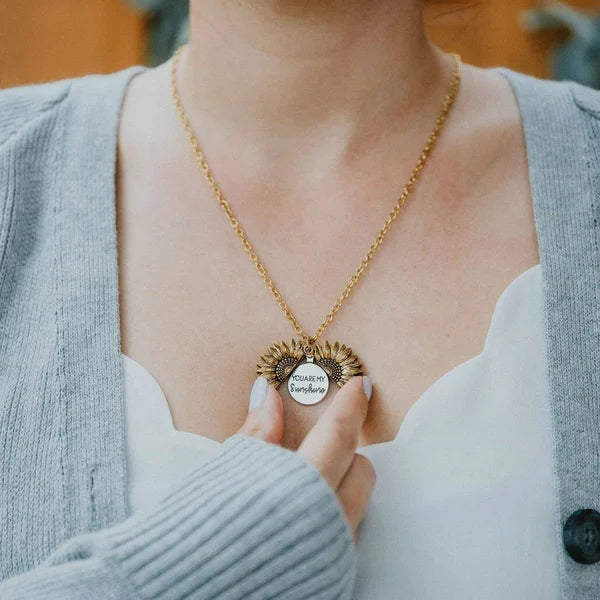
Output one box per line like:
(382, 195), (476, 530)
(362, 376), (372, 401)
(249, 376), (269, 413)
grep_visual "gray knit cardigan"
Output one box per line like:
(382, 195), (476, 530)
(0, 63), (599, 599)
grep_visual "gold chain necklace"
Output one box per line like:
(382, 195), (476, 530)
(170, 44), (462, 405)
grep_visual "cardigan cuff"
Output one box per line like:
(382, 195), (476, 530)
(101, 434), (357, 599)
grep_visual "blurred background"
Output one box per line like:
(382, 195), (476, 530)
(0, 0), (599, 89)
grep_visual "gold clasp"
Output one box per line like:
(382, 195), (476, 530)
(302, 336), (315, 357)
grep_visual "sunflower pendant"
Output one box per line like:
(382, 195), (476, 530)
(257, 339), (363, 405)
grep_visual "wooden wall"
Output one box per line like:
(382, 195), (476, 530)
(0, 0), (597, 88)
(0, 0), (147, 87)
(425, 0), (598, 79)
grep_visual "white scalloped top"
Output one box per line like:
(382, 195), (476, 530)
(123, 262), (561, 599)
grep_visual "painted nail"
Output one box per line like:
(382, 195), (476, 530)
(362, 376), (372, 401)
(249, 376), (269, 413)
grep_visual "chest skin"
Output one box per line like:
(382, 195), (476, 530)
(116, 62), (540, 451)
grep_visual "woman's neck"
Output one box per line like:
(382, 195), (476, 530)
(181, 0), (450, 150)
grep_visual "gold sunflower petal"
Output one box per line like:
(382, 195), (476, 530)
(315, 340), (363, 387)
(257, 339), (304, 386)
(337, 345), (352, 362)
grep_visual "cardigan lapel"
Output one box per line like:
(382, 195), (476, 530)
(495, 67), (600, 597)
(55, 65), (147, 535)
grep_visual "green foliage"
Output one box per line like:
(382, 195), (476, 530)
(520, 3), (600, 89)
(128, 0), (189, 65)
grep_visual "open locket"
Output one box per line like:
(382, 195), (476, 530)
(257, 339), (363, 405)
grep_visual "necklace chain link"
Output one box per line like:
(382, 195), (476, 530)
(170, 44), (462, 345)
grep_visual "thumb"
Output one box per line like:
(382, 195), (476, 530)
(237, 377), (284, 444)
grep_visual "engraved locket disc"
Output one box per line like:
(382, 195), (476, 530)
(287, 360), (330, 405)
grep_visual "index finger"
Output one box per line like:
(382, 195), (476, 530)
(297, 375), (371, 490)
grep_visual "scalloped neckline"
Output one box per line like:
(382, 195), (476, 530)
(123, 263), (541, 451)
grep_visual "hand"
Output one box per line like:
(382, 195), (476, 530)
(237, 374), (376, 543)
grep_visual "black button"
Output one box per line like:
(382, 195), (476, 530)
(563, 509), (600, 564)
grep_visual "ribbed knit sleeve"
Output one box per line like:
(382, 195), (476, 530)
(0, 434), (356, 600)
